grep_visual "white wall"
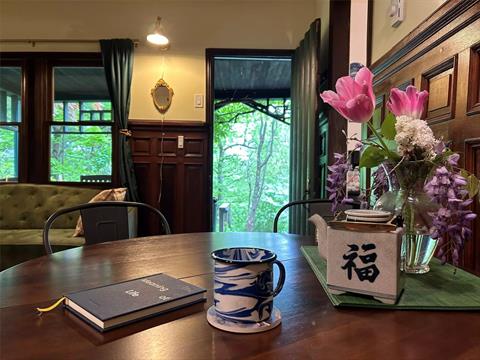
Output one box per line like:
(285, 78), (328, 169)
(348, 0), (369, 150)
(0, 0), (317, 122)
(371, 0), (446, 63)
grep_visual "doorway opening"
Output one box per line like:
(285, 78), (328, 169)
(207, 50), (293, 233)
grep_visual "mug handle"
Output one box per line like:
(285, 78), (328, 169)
(272, 260), (286, 297)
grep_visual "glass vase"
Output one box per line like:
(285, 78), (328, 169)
(374, 161), (438, 274)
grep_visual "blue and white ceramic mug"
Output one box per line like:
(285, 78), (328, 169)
(211, 247), (286, 323)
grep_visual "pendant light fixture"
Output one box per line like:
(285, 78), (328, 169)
(147, 17), (170, 49)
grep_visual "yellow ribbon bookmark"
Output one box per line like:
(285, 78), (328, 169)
(36, 297), (66, 315)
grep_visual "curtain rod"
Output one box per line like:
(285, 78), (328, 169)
(0, 39), (140, 47)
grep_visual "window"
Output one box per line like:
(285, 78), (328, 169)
(0, 54), (116, 185)
(50, 67), (113, 182)
(0, 66), (22, 182)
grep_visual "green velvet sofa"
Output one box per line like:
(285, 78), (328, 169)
(0, 183), (101, 270)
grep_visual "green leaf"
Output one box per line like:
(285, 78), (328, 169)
(359, 145), (387, 168)
(383, 139), (396, 149)
(460, 169), (469, 178)
(381, 113), (396, 140)
(466, 174), (479, 199)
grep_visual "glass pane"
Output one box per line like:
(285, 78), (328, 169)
(0, 67), (22, 122)
(53, 67), (112, 122)
(53, 102), (64, 121)
(0, 125), (19, 181)
(80, 112), (91, 121)
(50, 125), (112, 182)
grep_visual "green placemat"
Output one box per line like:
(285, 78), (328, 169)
(301, 246), (480, 310)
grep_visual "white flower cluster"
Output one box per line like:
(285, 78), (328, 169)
(395, 115), (438, 159)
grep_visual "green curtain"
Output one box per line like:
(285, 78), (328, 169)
(100, 39), (140, 202)
(289, 19), (322, 234)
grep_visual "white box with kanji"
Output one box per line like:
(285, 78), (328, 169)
(326, 227), (404, 304)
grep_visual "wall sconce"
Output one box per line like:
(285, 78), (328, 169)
(147, 16), (170, 50)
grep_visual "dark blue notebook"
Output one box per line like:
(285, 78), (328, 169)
(65, 273), (206, 332)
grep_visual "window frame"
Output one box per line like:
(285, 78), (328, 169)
(0, 52), (118, 187)
(0, 57), (28, 183)
(48, 57), (116, 185)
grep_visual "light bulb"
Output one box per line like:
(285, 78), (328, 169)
(147, 33), (169, 46)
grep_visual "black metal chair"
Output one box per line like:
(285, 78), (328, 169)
(43, 201), (171, 255)
(273, 199), (354, 233)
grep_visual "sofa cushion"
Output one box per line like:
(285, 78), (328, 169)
(0, 229), (85, 246)
(0, 184), (101, 229)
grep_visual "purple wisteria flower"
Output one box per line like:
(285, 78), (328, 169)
(327, 152), (353, 213)
(434, 140), (446, 155)
(424, 164), (477, 266)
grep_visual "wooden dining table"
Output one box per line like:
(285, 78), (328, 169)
(1, 232), (479, 360)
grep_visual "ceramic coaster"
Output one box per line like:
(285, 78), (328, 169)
(206, 305), (281, 334)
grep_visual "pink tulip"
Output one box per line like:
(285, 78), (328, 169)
(386, 85), (428, 119)
(320, 67), (375, 123)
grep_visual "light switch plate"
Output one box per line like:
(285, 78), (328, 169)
(194, 94), (204, 108)
(389, 0), (404, 28)
(178, 135), (184, 149)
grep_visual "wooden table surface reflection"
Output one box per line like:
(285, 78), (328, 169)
(1, 232), (479, 360)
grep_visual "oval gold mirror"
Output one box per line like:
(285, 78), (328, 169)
(151, 79), (174, 113)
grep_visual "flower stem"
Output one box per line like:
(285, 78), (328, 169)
(366, 121), (391, 154)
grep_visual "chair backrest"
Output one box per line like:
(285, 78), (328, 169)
(43, 201), (171, 254)
(273, 199), (353, 233)
(81, 205), (130, 245)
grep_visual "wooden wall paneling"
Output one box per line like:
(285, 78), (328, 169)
(464, 139), (480, 274)
(467, 43), (480, 115)
(421, 57), (457, 124)
(370, 1), (480, 273)
(450, 44), (480, 168)
(131, 137), (151, 156)
(129, 121), (209, 235)
(158, 163), (178, 233)
(183, 164), (207, 232)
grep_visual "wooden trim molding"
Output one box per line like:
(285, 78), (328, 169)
(129, 119), (207, 130)
(366, 0), (373, 67)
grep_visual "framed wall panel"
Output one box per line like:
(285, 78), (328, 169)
(467, 44), (480, 115)
(421, 57), (457, 124)
(131, 137), (151, 156)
